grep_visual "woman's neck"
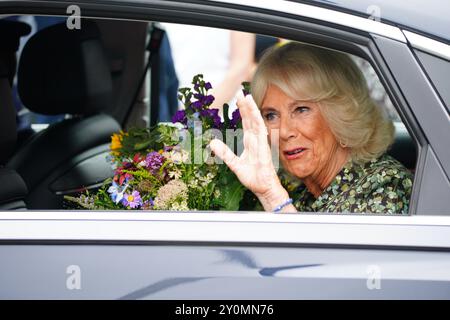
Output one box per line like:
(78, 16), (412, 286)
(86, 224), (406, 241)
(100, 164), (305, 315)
(304, 148), (350, 198)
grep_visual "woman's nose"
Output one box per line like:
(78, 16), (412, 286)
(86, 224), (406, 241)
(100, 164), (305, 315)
(279, 115), (298, 141)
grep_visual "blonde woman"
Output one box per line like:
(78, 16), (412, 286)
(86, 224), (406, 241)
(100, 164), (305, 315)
(210, 42), (413, 214)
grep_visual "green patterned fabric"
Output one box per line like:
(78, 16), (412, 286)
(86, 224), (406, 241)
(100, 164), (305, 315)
(280, 154), (413, 214)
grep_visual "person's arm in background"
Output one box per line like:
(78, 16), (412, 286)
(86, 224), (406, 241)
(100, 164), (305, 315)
(210, 31), (256, 117)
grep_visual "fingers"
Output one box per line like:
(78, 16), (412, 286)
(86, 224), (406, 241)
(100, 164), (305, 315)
(236, 93), (272, 166)
(247, 128), (273, 166)
(236, 93), (268, 136)
(236, 91), (251, 132)
(209, 139), (239, 173)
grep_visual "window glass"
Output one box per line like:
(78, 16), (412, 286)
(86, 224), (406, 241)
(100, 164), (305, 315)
(351, 56), (401, 122)
(0, 17), (416, 214)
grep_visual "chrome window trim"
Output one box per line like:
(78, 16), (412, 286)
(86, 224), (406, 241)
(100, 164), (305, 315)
(1, 211), (450, 225)
(206, 0), (406, 42)
(403, 30), (450, 61)
(0, 212), (449, 248)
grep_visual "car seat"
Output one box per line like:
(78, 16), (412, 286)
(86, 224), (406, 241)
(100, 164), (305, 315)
(0, 20), (30, 210)
(7, 20), (121, 209)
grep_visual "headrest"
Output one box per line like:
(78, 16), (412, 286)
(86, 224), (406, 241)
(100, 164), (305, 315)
(18, 20), (113, 115)
(0, 20), (31, 52)
(0, 20), (31, 85)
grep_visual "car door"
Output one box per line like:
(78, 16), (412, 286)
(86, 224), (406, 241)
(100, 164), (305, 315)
(0, 0), (449, 299)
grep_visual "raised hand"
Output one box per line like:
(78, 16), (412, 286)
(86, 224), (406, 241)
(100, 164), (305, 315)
(209, 93), (292, 211)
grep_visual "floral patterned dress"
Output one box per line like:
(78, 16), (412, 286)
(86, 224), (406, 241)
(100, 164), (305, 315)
(280, 154), (414, 214)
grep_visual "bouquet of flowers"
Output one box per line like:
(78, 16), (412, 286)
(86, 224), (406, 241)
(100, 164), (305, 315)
(65, 75), (258, 211)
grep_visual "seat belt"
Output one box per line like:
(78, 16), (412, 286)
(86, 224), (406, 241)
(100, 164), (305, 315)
(123, 23), (165, 127)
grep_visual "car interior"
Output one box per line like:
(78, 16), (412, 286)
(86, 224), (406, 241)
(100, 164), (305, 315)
(0, 16), (418, 211)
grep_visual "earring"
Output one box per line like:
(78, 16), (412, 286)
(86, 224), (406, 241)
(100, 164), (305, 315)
(339, 140), (347, 148)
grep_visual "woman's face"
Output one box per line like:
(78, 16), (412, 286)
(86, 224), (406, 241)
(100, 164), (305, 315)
(261, 84), (345, 183)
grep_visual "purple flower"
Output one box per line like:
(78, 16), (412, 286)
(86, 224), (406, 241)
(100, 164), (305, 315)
(202, 95), (215, 106)
(230, 109), (241, 129)
(122, 190), (143, 209)
(205, 82), (212, 90)
(172, 110), (187, 125)
(145, 151), (165, 173)
(194, 93), (204, 99)
(191, 101), (203, 110)
(200, 108), (222, 129)
(142, 198), (154, 210)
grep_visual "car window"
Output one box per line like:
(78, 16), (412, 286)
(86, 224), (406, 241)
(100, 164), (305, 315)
(351, 56), (401, 122)
(0, 16), (417, 215)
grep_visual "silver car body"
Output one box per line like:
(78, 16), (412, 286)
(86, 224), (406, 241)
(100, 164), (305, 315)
(0, 0), (449, 299)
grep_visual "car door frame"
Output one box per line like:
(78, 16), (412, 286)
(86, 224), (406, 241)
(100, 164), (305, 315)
(1, 0), (450, 299)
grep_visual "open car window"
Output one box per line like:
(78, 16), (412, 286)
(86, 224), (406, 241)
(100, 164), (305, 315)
(0, 1), (449, 303)
(1, 16), (418, 215)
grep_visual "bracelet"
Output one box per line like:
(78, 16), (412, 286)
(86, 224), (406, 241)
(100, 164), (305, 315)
(273, 198), (293, 213)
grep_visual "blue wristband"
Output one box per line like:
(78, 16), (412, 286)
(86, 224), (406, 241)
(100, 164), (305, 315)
(273, 198), (293, 213)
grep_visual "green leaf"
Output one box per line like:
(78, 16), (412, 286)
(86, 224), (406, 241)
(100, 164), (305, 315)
(223, 103), (230, 128)
(134, 140), (152, 150)
(221, 176), (246, 211)
(242, 81), (251, 96)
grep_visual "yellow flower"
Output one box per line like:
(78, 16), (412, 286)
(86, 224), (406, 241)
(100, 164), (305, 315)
(110, 133), (123, 155)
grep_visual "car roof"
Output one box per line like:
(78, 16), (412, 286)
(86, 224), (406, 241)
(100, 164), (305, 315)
(296, 0), (449, 42)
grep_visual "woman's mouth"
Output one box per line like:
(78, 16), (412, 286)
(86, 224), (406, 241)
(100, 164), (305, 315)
(283, 148), (306, 160)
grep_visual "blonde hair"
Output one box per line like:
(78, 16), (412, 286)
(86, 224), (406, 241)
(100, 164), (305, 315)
(252, 42), (394, 163)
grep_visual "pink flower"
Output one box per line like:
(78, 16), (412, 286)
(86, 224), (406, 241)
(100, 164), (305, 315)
(122, 190), (143, 209)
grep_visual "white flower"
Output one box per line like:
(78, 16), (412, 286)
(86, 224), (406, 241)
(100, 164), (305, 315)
(137, 160), (147, 168)
(169, 200), (189, 211)
(107, 184), (119, 195)
(171, 149), (190, 164)
(168, 169), (182, 179)
(154, 180), (188, 210)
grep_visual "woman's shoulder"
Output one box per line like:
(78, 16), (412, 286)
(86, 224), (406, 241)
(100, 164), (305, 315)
(362, 154), (413, 186)
(353, 154), (413, 213)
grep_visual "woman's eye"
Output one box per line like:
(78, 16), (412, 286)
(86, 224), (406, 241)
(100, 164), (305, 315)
(295, 106), (309, 113)
(263, 112), (277, 121)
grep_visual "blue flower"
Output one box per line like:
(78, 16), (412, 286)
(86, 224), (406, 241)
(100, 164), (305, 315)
(193, 112), (200, 120)
(108, 181), (129, 204)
